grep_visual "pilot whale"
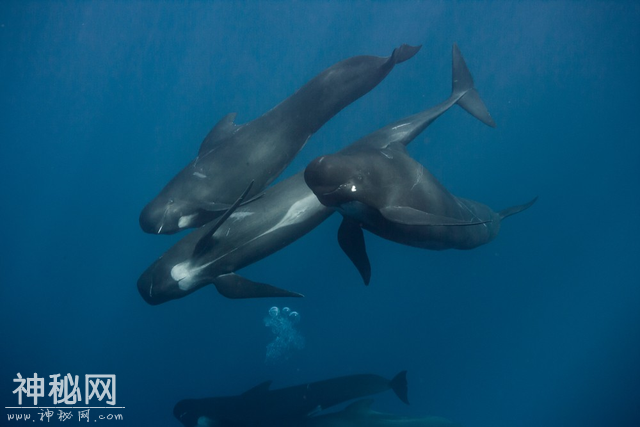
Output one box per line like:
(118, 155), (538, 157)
(137, 172), (332, 304)
(305, 140), (537, 284)
(139, 44), (421, 234)
(138, 44), (495, 303)
(304, 44), (505, 284)
(173, 372), (408, 427)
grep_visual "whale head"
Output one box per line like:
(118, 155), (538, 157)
(304, 154), (372, 208)
(139, 192), (224, 235)
(137, 255), (210, 306)
(140, 196), (192, 235)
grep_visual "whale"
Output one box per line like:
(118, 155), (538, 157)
(137, 171), (333, 304)
(139, 44), (421, 235)
(304, 44), (505, 284)
(173, 372), (408, 427)
(302, 399), (461, 427)
(138, 44), (495, 303)
(305, 139), (537, 284)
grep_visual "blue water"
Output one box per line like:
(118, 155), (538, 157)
(1, 2), (639, 426)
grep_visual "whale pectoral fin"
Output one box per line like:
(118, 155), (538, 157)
(198, 202), (235, 213)
(193, 181), (255, 259)
(380, 206), (490, 226)
(198, 112), (240, 156)
(498, 196), (538, 220)
(212, 273), (304, 299)
(338, 218), (371, 285)
(240, 191), (265, 205)
(198, 194), (262, 214)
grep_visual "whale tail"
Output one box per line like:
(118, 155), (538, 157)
(391, 44), (422, 65)
(390, 370), (409, 405)
(451, 43), (496, 128)
(498, 196), (538, 220)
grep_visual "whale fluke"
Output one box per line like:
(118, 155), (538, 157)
(452, 43), (496, 128)
(391, 44), (422, 64)
(390, 370), (409, 405)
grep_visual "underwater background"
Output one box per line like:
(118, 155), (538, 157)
(1, 1), (639, 426)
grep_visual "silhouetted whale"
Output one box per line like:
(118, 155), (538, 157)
(140, 44), (421, 234)
(173, 372), (408, 427)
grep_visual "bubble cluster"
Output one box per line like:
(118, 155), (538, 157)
(264, 306), (304, 364)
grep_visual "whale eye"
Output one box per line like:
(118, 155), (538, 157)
(168, 199), (174, 205)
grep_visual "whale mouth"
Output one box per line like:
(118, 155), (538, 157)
(321, 185), (343, 196)
(139, 199), (175, 234)
(311, 184), (349, 207)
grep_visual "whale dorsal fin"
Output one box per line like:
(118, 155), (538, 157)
(380, 206), (491, 227)
(343, 399), (375, 413)
(198, 112), (239, 156)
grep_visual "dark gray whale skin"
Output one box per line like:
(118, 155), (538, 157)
(304, 44), (535, 284)
(138, 44), (494, 304)
(139, 44), (421, 235)
(137, 171), (332, 305)
(306, 140), (536, 251)
(173, 372), (408, 427)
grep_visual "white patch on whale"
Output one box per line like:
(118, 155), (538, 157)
(172, 261), (204, 291)
(229, 211), (254, 222)
(178, 214), (198, 228)
(247, 193), (318, 241)
(171, 194), (322, 290)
